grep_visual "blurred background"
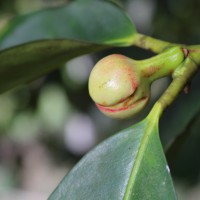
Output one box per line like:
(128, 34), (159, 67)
(0, 0), (200, 199)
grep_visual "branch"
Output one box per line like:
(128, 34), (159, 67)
(132, 33), (172, 54)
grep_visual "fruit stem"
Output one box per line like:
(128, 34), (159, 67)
(137, 46), (185, 82)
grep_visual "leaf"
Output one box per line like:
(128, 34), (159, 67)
(0, 40), (105, 93)
(160, 72), (200, 150)
(168, 113), (200, 183)
(0, 0), (136, 50)
(0, 0), (136, 93)
(48, 105), (177, 200)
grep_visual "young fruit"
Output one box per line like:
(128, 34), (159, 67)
(89, 47), (184, 119)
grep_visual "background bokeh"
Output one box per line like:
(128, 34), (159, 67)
(0, 0), (200, 199)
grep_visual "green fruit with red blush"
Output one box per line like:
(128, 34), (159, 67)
(89, 47), (185, 119)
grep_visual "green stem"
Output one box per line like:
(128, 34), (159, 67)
(188, 45), (200, 64)
(132, 33), (200, 119)
(133, 33), (172, 54)
(154, 57), (198, 117)
(138, 46), (185, 82)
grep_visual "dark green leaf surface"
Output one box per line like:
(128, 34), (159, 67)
(161, 72), (200, 150)
(48, 112), (177, 200)
(0, 40), (105, 93)
(0, 0), (136, 50)
(0, 0), (136, 93)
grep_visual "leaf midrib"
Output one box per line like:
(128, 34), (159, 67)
(123, 118), (157, 200)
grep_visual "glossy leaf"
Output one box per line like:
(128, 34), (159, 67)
(48, 106), (177, 200)
(0, 0), (136, 93)
(0, 0), (136, 50)
(0, 40), (105, 93)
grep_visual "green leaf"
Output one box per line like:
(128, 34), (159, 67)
(0, 0), (136, 50)
(48, 105), (177, 200)
(161, 72), (200, 150)
(0, 40), (105, 93)
(0, 0), (136, 93)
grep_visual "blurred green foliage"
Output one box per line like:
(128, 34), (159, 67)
(0, 0), (200, 199)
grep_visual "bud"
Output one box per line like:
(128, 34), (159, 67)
(88, 47), (184, 119)
(89, 54), (149, 119)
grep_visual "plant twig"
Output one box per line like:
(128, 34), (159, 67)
(132, 33), (172, 54)
(157, 57), (198, 116)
